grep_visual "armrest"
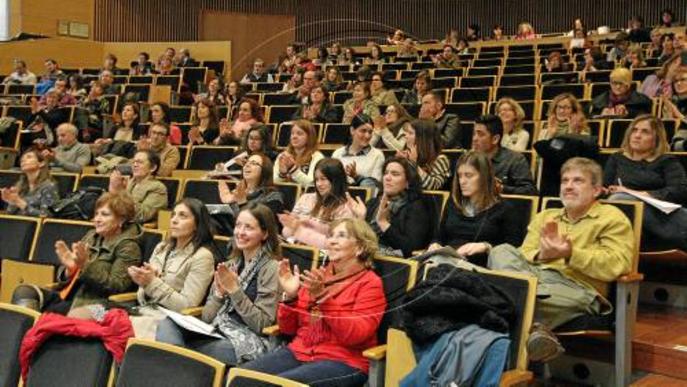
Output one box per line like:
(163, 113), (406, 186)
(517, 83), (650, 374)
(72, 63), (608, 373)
(262, 325), (281, 336)
(108, 292), (138, 303)
(499, 369), (533, 387)
(181, 306), (203, 316)
(617, 272), (644, 283)
(362, 344), (387, 361)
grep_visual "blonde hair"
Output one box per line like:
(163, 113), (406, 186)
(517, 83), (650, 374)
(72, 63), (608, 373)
(620, 114), (669, 159)
(330, 218), (379, 268)
(495, 97), (526, 131)
(610, 67), (632, 85)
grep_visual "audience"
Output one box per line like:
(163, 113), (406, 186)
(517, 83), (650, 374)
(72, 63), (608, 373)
(662, 67), (687, 122)
(135, 122), (180, 177)
(293, 85), (339, 123)
(130, 52), (154, 75)
(640, 52), (680, 98)
(496, 98), (530, 152)
(215, 153), (285, 233)
(371, 103), (413, 151)
(431, 45), (462, 69)
(322, 67), (345, 92)
(215, 98), (263, 146)
(348, 156), (433, 257)
(280, 158), (354, 249)
(369, 71), (399, 106)
(274, 119), (324, 187)
(419, 90), (461, 148)
(398, 119), (451, 190)
(401, 71), (432, 105)
(471, 115), (538, 195)
(2, 59), (37, 85)
(363, 44), (386, 66)
(12, 192), (141, 314)
(148, 101), (183, 145)
(604, 115), (687, 251)
(429, 150), (521, 266)
(489, 157), (633, 362)
(197, 78), (225, 105)
(240, 58), (274, 84)
(515, 22), (537, 40)
(157, 203), (280, 366)
(589, 68), (652, 119)
(127, 198), (217, 338)
(108, 150), (168, 223)
(539, 93), (590, 140)
(43, 123), (91, 173)
(1, 147), (59, 216)
(188, 99), (220, 145)
(332, 114), (385, 189)
(237, 218), (385, 386)
(91, 102), (142, 158)
(342, 81), (381, 124)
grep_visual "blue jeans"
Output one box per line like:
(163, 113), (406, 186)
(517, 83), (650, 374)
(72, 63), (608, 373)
(236, 346), (367, 387)
(155, 317), (238, 366)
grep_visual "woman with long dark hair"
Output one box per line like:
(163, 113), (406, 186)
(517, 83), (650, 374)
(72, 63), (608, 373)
(427, 151), (520, 266)
(156, 203), (281, 366)
(126, 198), (219, 337)
(279, 158), (354, 249)
(1, 147), (59, 216)
(347, 157), (433, 257)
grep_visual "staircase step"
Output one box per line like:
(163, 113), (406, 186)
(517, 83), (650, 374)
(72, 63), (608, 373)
(631, 373), (687, 386)
(634, 305), (687, 379)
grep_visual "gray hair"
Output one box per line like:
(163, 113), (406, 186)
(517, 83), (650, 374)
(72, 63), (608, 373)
(57, 123), (78, 136)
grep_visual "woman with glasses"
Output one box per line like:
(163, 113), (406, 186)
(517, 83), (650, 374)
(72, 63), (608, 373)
(589, 68), (652, 119)
(369, 71), (399, 107)
(538, 93), (589, 141)
(371, 103), (413, 151)
(663, 68), (687, 151)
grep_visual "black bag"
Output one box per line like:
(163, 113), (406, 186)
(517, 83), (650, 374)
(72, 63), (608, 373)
(50, 187), (106, 220)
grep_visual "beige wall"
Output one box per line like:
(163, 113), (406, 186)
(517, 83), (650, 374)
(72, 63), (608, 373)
(12, 0), (94, 38)
(0, 38), (103, 74)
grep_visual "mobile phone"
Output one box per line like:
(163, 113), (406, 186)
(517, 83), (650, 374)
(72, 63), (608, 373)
(116, 164), (133, 176)
(682, 51), (687, 66)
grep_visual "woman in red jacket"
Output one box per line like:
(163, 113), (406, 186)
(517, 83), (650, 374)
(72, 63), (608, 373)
(237, 218), (386, 386)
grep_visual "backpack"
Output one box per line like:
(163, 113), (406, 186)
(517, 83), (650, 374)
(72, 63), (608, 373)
(50, 187), (106, 220)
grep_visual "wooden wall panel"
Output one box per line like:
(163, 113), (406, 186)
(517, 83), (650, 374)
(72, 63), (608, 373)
(95, 0), (687, 48)
(20, 0), (94, 38)
(200, 11), (294, 79)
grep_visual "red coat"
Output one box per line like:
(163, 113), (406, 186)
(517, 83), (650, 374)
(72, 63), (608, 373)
(20, 308), (134, 381)
(279, 269), (386, 373)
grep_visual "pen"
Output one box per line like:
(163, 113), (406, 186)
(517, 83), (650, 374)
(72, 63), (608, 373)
(617, 178), (623, 186)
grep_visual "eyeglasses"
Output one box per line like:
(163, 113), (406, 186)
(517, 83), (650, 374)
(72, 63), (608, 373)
(610, 81), (629, 86)
(245, 160), (263, 168)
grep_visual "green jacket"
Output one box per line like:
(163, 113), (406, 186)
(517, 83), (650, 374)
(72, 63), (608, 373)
(69, 223), (143, 309)
(127, 176), (168, 223)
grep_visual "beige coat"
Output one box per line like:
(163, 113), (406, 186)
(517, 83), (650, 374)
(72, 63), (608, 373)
(127, 176), (168, 223)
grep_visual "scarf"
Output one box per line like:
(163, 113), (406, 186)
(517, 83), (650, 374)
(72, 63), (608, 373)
(369, 193), (409, 256)
(302, 263), (370, 346)
(608, 91), (630, 107)
(211, 249), (271, 363)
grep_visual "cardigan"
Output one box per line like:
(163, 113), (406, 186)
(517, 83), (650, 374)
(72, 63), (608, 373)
(279, 269), (385, 373)
(603, 152), (687, 205)
(282, 192), (356, 249)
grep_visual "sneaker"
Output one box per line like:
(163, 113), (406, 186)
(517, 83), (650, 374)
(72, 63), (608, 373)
(527, 323), (565, 362)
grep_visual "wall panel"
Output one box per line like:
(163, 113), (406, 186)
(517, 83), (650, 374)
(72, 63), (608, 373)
(95, 0), (687, 47)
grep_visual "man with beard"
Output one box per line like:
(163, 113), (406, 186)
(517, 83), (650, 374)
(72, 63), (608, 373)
(488, 157), (634, 362)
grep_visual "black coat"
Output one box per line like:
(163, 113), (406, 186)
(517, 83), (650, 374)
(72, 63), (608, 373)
(400, 265), (516, 344)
